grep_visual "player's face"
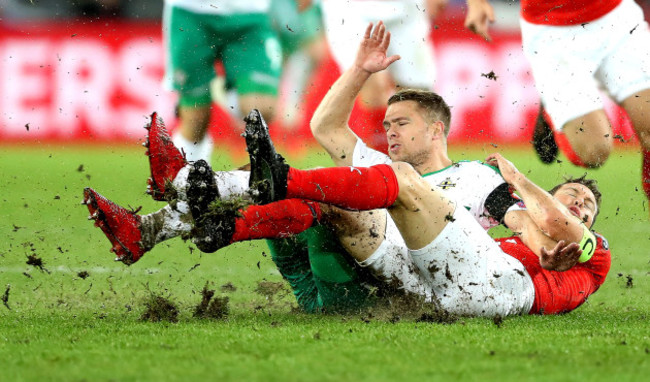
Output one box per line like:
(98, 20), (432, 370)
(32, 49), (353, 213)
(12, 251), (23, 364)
(553, 183), (598, 228)
(383, 101), (437, 164)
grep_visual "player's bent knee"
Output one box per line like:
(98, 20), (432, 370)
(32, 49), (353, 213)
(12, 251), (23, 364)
(578, 142), (612, 168)
(389, 162), (418, 179)
(389, 162), (423, 192)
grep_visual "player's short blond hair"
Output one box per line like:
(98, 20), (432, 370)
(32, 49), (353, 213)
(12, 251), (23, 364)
(387, 89), (452, 137)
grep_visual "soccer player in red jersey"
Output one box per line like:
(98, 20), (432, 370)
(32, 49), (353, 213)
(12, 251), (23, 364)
(465, 0), (650, 216)
(486, 154), (610, 315)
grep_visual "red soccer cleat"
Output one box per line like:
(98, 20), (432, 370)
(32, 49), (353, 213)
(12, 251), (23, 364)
(144, 112), (187, 201)
(83, 187), (146, 265)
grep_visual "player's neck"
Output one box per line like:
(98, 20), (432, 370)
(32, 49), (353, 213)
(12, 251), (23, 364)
(414, 153), (453, 175)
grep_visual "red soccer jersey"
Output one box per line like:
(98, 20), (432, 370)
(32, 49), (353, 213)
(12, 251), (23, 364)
(496, 234), (611, 315)
(521, 0), (622, 25)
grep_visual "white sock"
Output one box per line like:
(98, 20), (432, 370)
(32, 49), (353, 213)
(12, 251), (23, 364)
(279, 52), (313, 126)
(214, 170), (250, 199)
(140, 201), (192, 249)
(171, 167), (250, 201)
(139, 169), (251, 249)
(209, 77), (242, 119)
(171, 165), (191, 201)
(172, 133), (213, 163)
(225, 90), (242, 119)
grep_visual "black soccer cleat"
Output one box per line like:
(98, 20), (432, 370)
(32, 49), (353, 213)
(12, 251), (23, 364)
(186, 160), (234, 253)
(532, 104), (559, 164)
(244, 109), (289, 205)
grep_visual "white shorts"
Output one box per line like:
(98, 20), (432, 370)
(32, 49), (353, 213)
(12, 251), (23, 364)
(321, 0), (436, 89)
(360, 213), (434, 299)
(361, 207), (535, 317)
(521, 0), (650, 130)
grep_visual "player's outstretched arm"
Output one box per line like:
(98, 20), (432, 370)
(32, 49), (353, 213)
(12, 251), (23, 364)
(502, 207), (582, 270)
(486, 153), (585, 244)
(310, 21), (400, 166)
(464, 0), (495, 41)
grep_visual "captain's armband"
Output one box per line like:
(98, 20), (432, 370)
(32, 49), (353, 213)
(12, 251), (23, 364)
(578, 226), (597, 263)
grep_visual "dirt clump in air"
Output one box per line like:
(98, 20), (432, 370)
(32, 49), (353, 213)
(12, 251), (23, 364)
(220, 282), (237, 293)
(2, 285), (10, 310)
(140, 294), (179, 323)
(193, 283), (229, 320)
(255, 281), (289, 303)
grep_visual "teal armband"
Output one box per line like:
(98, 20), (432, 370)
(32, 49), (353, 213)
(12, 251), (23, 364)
(578, 227), (597, 263)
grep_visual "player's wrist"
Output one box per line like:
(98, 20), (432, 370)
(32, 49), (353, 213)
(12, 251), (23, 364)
(507, 171), (527, 190)
(350, 64), (373, 79)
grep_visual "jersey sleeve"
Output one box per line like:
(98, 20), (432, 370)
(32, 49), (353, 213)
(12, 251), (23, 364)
(352, 138), (392, 167)
(470, 162), (515, 228)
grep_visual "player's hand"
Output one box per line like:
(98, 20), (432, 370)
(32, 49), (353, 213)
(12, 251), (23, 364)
(540, 240), (582, 271)
(464, 0), (495, 42)
(353, 21), (401, 74)
(485, 153), (521, 185)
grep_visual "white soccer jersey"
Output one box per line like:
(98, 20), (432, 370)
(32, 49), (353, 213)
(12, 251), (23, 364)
(352, 139), (508, 229)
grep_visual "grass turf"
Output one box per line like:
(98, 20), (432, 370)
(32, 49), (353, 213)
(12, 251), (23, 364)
(0, 143), (648, 381)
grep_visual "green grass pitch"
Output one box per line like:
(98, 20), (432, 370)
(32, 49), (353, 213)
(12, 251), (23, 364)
(0, 143), (648, 381)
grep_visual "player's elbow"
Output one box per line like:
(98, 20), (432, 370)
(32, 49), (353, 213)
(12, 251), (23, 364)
(310, 116), (327, 138)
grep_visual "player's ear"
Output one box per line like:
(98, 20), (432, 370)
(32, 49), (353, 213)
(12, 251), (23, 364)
(431, 121), (445, 138)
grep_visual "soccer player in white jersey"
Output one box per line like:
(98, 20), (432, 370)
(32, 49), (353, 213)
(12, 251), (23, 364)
(209, 22), (606, 315)
(179, 20), (522, 302)
(83, 22), (523, 313)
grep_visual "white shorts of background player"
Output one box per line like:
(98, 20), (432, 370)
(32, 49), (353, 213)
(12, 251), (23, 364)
(521, 0), (650, 130)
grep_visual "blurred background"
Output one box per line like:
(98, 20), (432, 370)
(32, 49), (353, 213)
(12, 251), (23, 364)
(2, 0), (648, 157)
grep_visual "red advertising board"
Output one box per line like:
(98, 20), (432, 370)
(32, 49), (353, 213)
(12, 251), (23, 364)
(0, 14), (637, 153)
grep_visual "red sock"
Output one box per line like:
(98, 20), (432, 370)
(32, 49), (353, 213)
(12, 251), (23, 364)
(641, 150), (650, 200)
(231, 199), (321, 242)
(554, 130), (586, 167)
(285, 164), (399, 210)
